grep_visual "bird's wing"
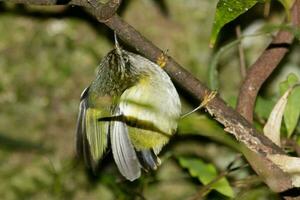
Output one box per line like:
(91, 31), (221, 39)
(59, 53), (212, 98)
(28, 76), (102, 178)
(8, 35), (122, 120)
(110, 107), (141, 181)
(76, 87), (109, 171)
(119, 71), (181, 148)
(117, 66), (181, 170)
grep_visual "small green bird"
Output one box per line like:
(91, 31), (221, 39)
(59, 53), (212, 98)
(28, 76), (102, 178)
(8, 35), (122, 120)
(76, 34), (181, 181)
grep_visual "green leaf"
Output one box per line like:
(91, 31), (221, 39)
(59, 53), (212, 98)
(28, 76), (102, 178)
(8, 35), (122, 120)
(255, 96), (275, 120)
(210, 0), (263, 46)
(178, 157), (234, 197)
(279, 73), (300, 137)
(277, 0), (295, 21)
(279, 73), (299, 95)
(284, 86), (300, 137)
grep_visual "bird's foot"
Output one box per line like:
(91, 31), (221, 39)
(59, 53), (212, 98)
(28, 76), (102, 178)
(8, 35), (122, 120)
(181, 90), (217, 118)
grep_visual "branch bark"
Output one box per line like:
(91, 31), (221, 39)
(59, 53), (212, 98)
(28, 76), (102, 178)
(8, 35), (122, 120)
(6, 0), (122, 21)
(104, 14), (284, 156)
(4, 0), (300, 192)
(237, 1), (300, 122)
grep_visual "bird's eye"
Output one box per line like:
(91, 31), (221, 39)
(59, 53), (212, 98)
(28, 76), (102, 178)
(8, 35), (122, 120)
(123, 56), (129, 63)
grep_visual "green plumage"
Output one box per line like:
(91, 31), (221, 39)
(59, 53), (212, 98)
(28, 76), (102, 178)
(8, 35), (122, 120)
(85, 108), (108, 162)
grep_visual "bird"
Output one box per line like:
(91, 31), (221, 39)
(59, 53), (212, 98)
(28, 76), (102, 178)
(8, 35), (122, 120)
(76, 33), (181, 181)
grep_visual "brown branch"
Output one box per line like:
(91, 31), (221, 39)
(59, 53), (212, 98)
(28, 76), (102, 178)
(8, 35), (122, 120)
(104, 15), (284, 155)
(4, 0), (300, 192)
(6, 0), (122, 21)
(86, 0), (122, 22)
(236, 1), (300, 195)
(237, 1), (300, 122)
(6, 0), (79, 5)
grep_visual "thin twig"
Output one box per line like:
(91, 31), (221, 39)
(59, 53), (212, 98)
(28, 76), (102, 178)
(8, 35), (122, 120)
(208, 32), (272, 90)
(231, 175), (262, 188)
(191, 171), (228, 200)
(191, 155), (246, 200)
(264, 0), (271, 18)
(235, 25), (247, 79)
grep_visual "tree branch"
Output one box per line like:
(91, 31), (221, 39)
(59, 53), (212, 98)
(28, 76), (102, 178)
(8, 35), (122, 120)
(6, 0), (122, 21)
(237, 1), (300, 122)
(104, 14), (285, 155)
(4, 0), (300, 192)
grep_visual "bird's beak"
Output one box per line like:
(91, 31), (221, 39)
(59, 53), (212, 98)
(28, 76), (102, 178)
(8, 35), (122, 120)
(114, 31), (122, 56)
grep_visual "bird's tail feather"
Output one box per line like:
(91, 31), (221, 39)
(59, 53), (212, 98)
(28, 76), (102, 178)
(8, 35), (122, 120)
(136, 149), (161, 171)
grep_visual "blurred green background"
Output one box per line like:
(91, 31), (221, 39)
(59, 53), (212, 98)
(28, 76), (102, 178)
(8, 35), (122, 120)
(1, 0), (299, 199)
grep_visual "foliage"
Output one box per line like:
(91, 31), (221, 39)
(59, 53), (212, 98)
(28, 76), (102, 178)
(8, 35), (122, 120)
(210, 0), (264, 46)
(279, 73), (300, 137)
(178, 157), (234, 198)
(1, 0), (300, 199)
